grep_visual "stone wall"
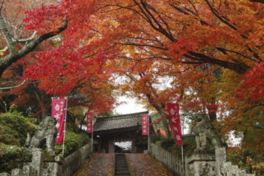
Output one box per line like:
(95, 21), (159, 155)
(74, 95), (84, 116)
(0, 144), (91, 176)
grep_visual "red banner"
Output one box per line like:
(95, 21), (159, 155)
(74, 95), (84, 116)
(51, 97), (67, 145)
(166, 103), (183, 145)
(86, 112), (93, 134)
(142, 114), (149, 136)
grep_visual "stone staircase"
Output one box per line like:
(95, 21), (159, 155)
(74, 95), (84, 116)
(115, 154), (130, 176)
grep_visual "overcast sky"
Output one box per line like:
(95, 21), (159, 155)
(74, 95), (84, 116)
(114, 95), (147, 115)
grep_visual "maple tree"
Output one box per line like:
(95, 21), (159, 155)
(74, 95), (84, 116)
(95, 0), (263, 96)
(0, 0), (117, 117)
(93, 1), (263, 110)
(92, 0), (264, 165)
(0, 0), (262, 159)
(22, 0), (117, 115)
(0, 0), (68, 77)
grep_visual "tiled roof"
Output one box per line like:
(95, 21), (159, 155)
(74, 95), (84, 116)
(94, 111), (148, 132)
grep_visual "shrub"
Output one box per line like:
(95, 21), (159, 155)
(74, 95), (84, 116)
(150, 135), (163, 144)
(227, 148), (264, 175)
(0, 143), (31, 172)
(55, 131), (90, 157)
(0, 112), (37, 145)
(154, 135), (196, 157)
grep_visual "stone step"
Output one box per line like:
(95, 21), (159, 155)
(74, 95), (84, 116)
(115, 154), (130, 176)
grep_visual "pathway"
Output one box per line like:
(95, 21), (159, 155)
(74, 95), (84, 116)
(115, 153), (130, 176)
(74, 153), (115, 176)
(74, 153), (172, 176)
(126, 153), (172, 176)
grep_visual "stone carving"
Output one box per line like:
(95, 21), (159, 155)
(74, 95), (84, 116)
(199, 163), (215, 176)
(193, 115), (222, 152)
(187, 153), (216, 176)
(30, 116), (57, 153)
(25, 133), (31, 147)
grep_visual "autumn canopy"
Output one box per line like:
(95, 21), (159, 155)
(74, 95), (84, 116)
(0, 0), (263, 171)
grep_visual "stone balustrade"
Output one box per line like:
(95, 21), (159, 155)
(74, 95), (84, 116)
(149, 142), (255, 176)
(149, 143), (184, 176)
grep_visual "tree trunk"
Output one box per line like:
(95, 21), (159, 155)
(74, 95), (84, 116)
(32, 84), (47, 120)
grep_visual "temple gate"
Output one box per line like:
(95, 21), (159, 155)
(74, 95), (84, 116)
(93, 111), (149, 153)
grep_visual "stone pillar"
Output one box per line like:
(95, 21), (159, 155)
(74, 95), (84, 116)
(108, 140), (114, 153)
(44, 163), (59, 176)
(215, 147), (226, 176)
(22, 165), (31, 176)
(186, 153), (216, 176)
(11, 168), (22, 176)
(31, 148), (44, 176)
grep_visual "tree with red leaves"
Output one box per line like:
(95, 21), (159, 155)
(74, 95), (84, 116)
(0, 0), (116, 116)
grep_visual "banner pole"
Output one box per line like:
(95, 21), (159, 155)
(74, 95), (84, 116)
(180, 112), (185, 176)
(91, 129), (94, 152)
(62, 97), (68, 157)
(148, 115), (150, 153)
(181, 145), (185, 176)
(181, 145), (184, 162)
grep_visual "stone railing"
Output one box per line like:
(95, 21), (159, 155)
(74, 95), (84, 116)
(149, 143), (256, 176)
(185, 147), (256, 176)
(57, 144), (91, 176)
(0, 144), (91, 176)
(149, 143), (184, 176)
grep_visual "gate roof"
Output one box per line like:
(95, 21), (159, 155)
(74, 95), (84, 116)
(94, 111), (148, 132)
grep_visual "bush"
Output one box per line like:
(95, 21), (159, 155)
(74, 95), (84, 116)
(0, 143), (31, 172)
(227, 148), (264, 175)
(55, 131), (90, 157)
(0, 112), (36, 172)
(153, 134), (196, 157)
(150, 135), (163, 144)
(0, 112), (37, 145)
(160, 138), (175, 150)
(0, 111), (89, 172)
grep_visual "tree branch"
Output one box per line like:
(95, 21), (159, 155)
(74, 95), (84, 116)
(0, 19), (68, 77)
(0, 15), (17, 54)
(185, 51), (250, 74)
(0, 79), (26, 90)
(13, 31), (37, 43)
(119, 41), (167, 50)
(249, 0), (264, 3)
(204, 0), (237, 30)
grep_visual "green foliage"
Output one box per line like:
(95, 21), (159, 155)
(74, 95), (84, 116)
(0, 125), (20, 145)
(0, 112), (37, 145)
(0, 110), (89, 172)
(55, 131), (90, 157)
(152, 135), (196, 157)
(150, 134), (163, 144)
(227, 148), (264, 175)
(0, 143), (31, 172)
(0, 112), (36, 172)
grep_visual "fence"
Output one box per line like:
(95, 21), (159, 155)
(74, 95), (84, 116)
(149, 143), (184, 176)
(149, 143), (255, 176)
